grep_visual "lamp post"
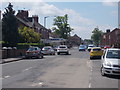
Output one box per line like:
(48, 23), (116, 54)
(44, 16), (49, 28)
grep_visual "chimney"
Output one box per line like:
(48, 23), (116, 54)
(32, 15), (38, 23)
(106, 29), (110, 33)
(16, 10), (28, 19)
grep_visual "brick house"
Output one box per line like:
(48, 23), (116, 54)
(68, 34), (82, 46)
(16, 10), (50, 40)
(100, 28), (120, 48)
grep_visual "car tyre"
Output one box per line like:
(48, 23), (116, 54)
(66, 52), (69, 55)
(101, 66), (106, 76)
(90, 57), (92, 60)
(57, 52), (60, 55)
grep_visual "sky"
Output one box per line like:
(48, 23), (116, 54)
(1, 0), (119, 39)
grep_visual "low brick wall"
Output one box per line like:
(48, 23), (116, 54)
(2, 49), (26, 59)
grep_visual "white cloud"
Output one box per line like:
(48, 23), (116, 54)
(1, 2), (117, 39)
(29, 2), (96, 39)
(102, 0), (118, 6)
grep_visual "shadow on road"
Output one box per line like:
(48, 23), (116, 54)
(105, 75), (120, 79)
(90, 58), (101, 61)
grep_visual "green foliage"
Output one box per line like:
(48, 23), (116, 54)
(18, 26), (41, 43)
(2, 3), (19, 46)
(52, 14), (73, 39)
(91, 28), (103, 46)
(17, 43), (45, 49)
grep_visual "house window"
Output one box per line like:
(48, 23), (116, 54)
(109, 35), (111, 39)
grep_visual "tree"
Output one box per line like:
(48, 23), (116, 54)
(2, 3), (19, 46)
(18, 26), (41, 43)
(52, 14), (73, 39)
(91, 27), (103, 46)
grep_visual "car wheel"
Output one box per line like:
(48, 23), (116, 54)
(38, 55), (43, 59)
(66, 52), (69, 55)
(57, 52), (60, 55)
(90, 57), (92, 60)
(101, 66), (105, 76)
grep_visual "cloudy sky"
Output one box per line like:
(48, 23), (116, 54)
(1, 0), (119, 39)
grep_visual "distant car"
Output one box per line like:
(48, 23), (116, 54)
(53, 46), (58, 51)
(25, 46), (43, 59)
(90, 47), (103, 59)
(87, 44), (94, 52)
(79, 45), (86, 51)
(42, 46), (55, 55)
(101, 48), (120, 76)
(104, 45), (111, 49)
(57, 45), (69, 55)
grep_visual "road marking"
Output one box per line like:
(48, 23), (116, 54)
(31, 82), (43, 87)
(4, 75), (10, 79)
(22, 67), (32, 72)
(88, 83), (91, 88)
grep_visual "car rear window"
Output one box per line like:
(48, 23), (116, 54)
(59, 46), (67, 48)
(106, 50), (120, 59)
(93, 49), (101, 51)
(28, 48), (37, 51)
(44, 48), (51, 50)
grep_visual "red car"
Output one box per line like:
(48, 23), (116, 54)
(104, 46), (111, 49)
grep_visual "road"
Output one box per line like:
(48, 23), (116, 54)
(2, 47), (119, 88)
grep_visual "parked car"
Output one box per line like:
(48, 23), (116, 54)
(104, 45), (111, 49)
(25, 46), (43, 59)
(90, 47), (103, 59)
(101, 48), (120, 76)
(79, 45), (86, 51)
(57, 45), (69, 55)
(53, 46), (58, 51)
(42, 46), (55, 55)
(87, 44), (94, 52)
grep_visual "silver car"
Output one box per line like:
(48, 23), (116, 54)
(101, 48), (120, 76)
(42, 46), (55, 55)
(57, 45), (69, 55)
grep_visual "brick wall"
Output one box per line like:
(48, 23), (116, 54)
(2, 49), (26, 59)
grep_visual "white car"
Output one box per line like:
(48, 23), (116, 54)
(57, 45), (69, 55)
(87, 44), (94, 52)
(101, 48), (120, 76)
(42, 46), (55, 55)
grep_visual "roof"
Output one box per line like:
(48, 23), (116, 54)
(107, 48), (120, 50)
(91, 47), (101, 49)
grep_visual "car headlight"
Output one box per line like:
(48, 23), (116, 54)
(104, 61), (112, 67)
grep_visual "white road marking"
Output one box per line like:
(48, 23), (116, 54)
(88, 83), (91, 88)
(22, 67), (32, 72)
(4, 75), (10, 79)
(31, 82), (43, 86)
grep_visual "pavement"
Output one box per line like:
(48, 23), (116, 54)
(1, 56), (24, 64)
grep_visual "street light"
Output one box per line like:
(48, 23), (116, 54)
(44, 16), (58, 28)
(44, 16), (49, 28)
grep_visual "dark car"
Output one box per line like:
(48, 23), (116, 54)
(25, 46), (43, 59)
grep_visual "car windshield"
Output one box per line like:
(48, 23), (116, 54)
(28, 48), (37, 51)
(106, 50), (120, 59)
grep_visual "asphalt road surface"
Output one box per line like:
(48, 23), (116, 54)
(2, 47), (119, 88)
